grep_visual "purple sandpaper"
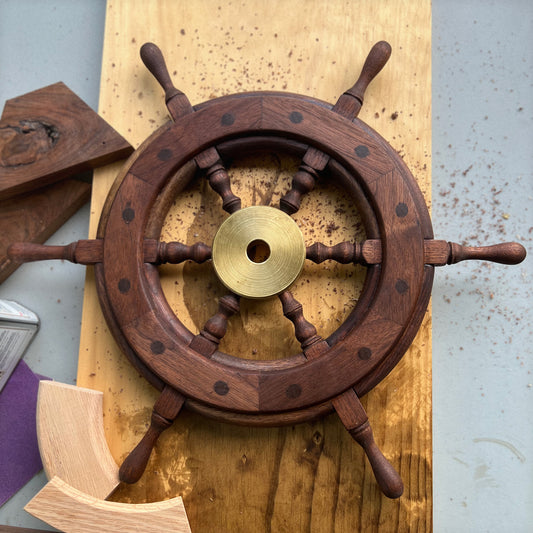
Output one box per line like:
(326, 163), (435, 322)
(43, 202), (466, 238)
(0, 360), (50, 507)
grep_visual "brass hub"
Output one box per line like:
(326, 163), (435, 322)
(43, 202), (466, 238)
(212, 206), (306, 299)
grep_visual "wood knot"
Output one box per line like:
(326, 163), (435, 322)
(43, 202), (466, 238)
(0, 120), (59, 167)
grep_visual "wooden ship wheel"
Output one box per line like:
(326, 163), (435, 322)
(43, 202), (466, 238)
(9, 41), (526, 500)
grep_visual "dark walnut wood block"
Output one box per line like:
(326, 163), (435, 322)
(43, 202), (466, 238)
(0, 82), (133, 200)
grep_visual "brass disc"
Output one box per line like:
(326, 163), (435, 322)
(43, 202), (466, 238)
(212, 206), (306, 299)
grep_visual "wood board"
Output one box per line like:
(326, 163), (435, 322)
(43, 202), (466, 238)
(36, 381), (120, 500)
(25, 476), (191, 533)
(78, 1), (432, 531)
(0, 82), (133, 200)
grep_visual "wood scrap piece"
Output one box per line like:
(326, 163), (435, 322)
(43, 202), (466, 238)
(36, 380), (119, 500)
(0, 82), (133, 200)
(0, 178), (90, 283)
(25, 476), (191, 533)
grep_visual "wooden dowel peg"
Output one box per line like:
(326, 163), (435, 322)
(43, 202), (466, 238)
(119, 386), (185, 484)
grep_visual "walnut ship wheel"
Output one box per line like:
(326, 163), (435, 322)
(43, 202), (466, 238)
(9, 41), (526, 500)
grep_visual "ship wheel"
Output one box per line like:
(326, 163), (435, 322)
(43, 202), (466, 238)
(10, 41), (526, 499)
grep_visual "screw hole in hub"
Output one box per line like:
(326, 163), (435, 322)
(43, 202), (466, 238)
(247, 239), (271, 263)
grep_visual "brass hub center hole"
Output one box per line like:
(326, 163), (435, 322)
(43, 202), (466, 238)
(246, 239), (271, 263)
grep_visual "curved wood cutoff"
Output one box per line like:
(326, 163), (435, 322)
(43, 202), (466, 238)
(25, 476), (191, 533)
(36, 381), (120, 499)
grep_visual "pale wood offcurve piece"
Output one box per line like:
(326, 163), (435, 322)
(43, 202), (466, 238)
(36, 381), (120, 500)
(24, 476), (191, 533)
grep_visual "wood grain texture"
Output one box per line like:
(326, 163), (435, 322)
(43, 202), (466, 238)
(36, 381), (120, 500)
(77, 1), (431, 531)
(24, 476), (191, 533)
(0, 82), (133, 200)
(0, 178), (90, 283)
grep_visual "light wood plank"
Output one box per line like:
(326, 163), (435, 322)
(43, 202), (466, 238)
(25, 476), (191, 533)
(36, 381), (120, 500)
(78, 1), (431, 530)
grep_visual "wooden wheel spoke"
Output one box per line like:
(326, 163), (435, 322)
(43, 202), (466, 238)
(279, 288), (403, 499)
(140, 42), (241, 215)
(332, 389), (403, 499)
(197, 151), (242, 214)
(306, 239), (382, 265)
(145, 240), (211, 264)
(189, 293), (240, 356)
(280, 41), (392, 215)
(279, 161), (320, 215)
(7, 239), (212, 266)
(119, 386), (185, 484)
(279, 290), (322, 352)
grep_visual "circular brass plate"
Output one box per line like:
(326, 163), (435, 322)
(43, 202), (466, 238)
(212, 206), (306, 298)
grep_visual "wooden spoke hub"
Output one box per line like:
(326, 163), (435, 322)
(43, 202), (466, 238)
(8, 40), (525, 499)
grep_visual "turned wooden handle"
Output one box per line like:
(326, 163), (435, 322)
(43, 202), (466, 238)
(280, 41), (391, 215)
(333, 389), (403, 499)
(140, 42), (180, 100)
(449, 241), (526, 265)
(8, 241), (103, 264)
(349, 422), (404, 499)
(119, 387), (184, 484)
(8, 242), (77, 263)
(332, 41), (392, 120)
(344, 41), (392, 104)
(119, 411), (172, 484)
